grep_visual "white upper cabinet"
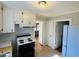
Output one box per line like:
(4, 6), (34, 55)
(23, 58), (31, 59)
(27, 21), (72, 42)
(1, 6), (36, 33)
(0, 4), (3, 32)
(20, 11), (36, 27)
(14, 9), (23, 24)
(3, 7), (15, 33)
(14, 10), (36, 27)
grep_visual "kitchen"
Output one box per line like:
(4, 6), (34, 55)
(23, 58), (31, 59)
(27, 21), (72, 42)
(0, 1), (79, 57)
(0, 2), (36, 57)
(0, 1), (61, 57)
(0, 1), (54, 57)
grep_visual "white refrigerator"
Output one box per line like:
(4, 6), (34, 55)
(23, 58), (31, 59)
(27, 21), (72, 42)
(62, 25), (79, 57)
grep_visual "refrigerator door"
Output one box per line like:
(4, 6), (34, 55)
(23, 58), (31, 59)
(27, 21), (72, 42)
(66, 27), (79, 57)
(62, 25), (68, 57)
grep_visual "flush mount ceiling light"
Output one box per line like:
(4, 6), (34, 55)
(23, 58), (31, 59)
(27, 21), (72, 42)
(38, 1), (48, 8)
(32, 1), (53, 10)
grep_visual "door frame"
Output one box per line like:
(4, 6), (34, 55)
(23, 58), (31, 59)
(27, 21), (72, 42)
(36, 21), (43, 45)
(54, 18), (72, 48)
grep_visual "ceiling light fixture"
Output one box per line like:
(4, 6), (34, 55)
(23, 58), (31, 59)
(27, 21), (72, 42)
(38, 1), (47, 8)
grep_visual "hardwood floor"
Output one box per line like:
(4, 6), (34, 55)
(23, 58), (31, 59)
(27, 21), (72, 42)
(35, 38), (61, 57)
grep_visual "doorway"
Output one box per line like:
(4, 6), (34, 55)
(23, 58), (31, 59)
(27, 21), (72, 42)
(55, 19), (71, 53)
(35, 23), (39, 38)
(34, 21), (43, 45)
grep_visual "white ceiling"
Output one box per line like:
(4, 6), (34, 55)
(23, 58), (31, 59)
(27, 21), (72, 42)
(2, 1), (79, 17)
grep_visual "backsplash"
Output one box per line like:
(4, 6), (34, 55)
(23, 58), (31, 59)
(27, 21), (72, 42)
(0, 33), (14, 48)
(0, 25), (35, 48)
(15, 24), (34, 35)
(15, 24), (35, 40)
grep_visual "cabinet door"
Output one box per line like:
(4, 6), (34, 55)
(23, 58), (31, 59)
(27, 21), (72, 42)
(0, 5), (2, 32)
(22, 12), (29, 26)
(21, 11), (36, 27)
(29, 15), (36, 26)
(3, 7), (14, 33)
(14, 10), (22, 24)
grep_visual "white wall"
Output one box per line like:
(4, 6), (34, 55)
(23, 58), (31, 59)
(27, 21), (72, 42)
(49, 12), (79, 49)
(36, 17), (56, 49)
(15, 24), (34, 41)
(36, 14), (48, 45)
(36, 11), (79, 49)
(35, 20), (47, 45)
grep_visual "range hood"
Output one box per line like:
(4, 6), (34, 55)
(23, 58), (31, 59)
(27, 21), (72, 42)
(19, 24), (35, 28)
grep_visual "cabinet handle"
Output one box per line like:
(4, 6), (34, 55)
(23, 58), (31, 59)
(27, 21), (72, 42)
(22, 12), (23, 15)
(1, 29), (3, 31)
(1, 8), (3, 11)
(21, 20), (23, 23)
